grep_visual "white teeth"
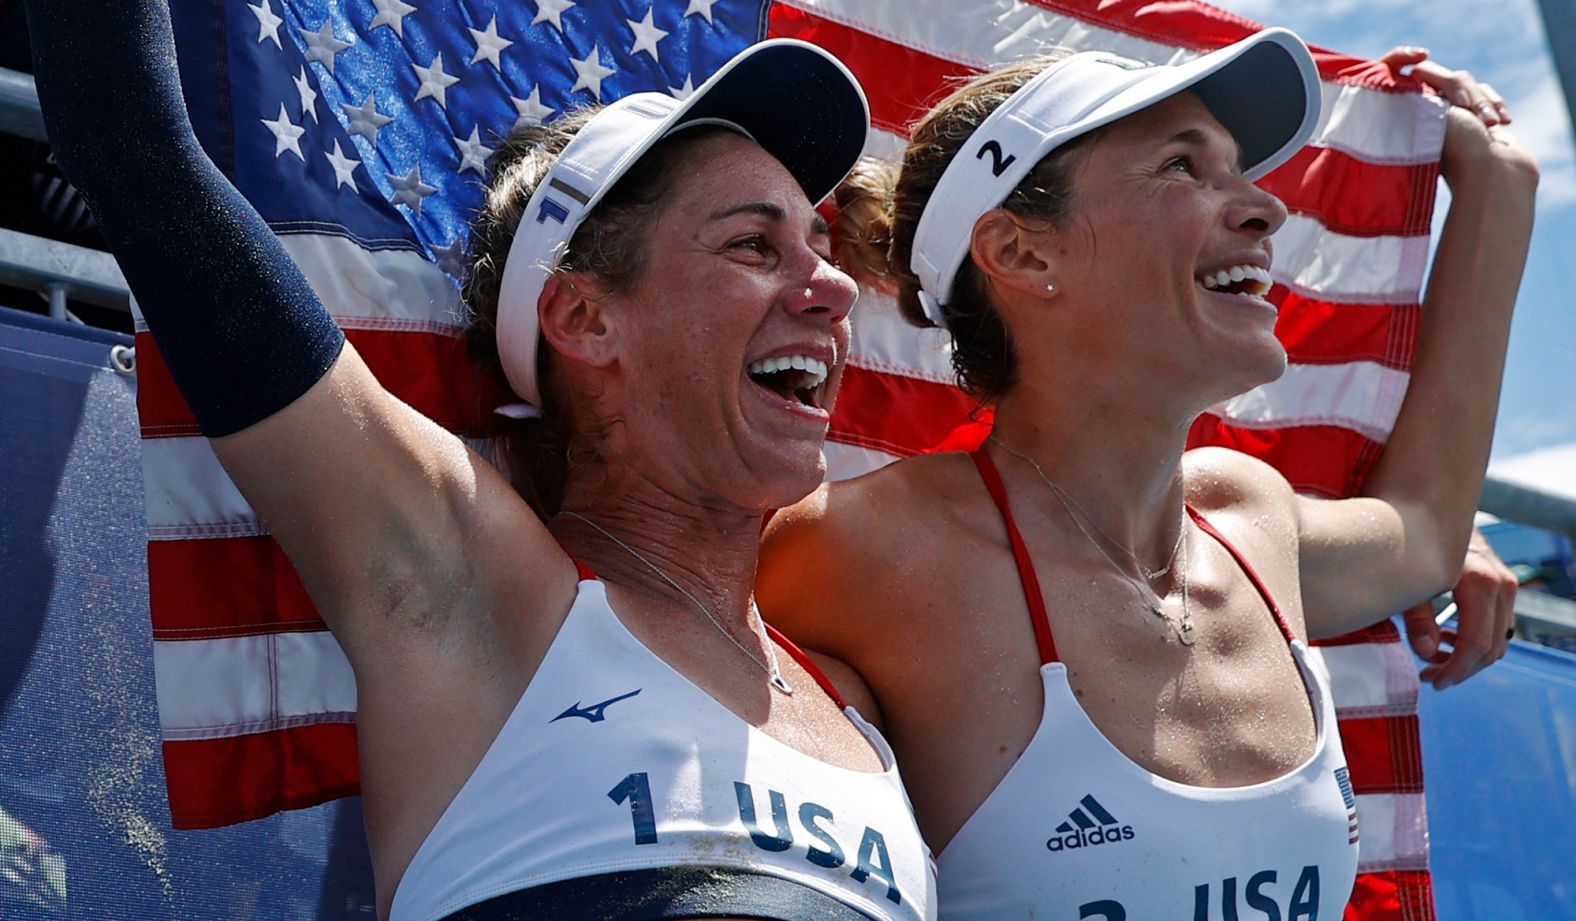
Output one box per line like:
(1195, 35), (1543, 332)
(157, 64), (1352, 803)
(747, 355), (829, 390)
(1198, 264), (1273, 295)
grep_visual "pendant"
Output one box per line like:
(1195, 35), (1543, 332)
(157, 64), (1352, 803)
(771, 674), (795, 695)
(1178, 622), (1197, 646)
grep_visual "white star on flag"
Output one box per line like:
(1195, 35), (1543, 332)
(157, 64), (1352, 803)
(468, 16), (513, 70)
(569, 44), (616, 101)
(412, 53), (461, 108)
(511, 86), (556, 129)
(323, 139), (360, 190)
(531, 0), (575, 33)
(455, 125), (495, 175)
(669, 74), (694, 100)
(342, 92), (395, 144)
(627, 9), (668, 62)
(300, 21), (352, 73)
(247, 0), (284, 48)
(431, 238), (468, 277)
(683, 0), (719, 24)
(368, 0), (417, 37)
(387, 164), (437, 213)
(260, 103), (306, 160)
(293, 66), (319, 122)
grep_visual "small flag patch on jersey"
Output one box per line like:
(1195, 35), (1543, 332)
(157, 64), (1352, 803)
(1334, 767), (1359, 845)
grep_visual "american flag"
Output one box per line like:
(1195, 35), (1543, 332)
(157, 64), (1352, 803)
(137, 1), (1442, 918)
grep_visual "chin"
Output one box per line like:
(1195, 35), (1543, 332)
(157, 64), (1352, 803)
(752, 445), (828, 510)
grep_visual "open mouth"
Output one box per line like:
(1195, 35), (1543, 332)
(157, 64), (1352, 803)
(746, 354), (829, 411)
(1196, 263), (1273, 297)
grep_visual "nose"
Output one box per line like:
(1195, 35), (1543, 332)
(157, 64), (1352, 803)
(1224, 174), (1289, 239)
(786, 252), (858, 325)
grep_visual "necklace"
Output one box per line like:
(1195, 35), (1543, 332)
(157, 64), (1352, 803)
(560, 511), (794, 694)
(989, 436), (1197, 646)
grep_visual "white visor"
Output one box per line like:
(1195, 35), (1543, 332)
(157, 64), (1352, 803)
(910, 27), (1321, 326)
(493, 39), (870, 414)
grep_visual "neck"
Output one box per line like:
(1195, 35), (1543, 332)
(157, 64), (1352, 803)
(553, 478), (762, 629)
(990, 375), (1194, 570)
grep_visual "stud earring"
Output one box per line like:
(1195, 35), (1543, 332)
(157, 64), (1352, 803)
(1045, 282), (1057, 294)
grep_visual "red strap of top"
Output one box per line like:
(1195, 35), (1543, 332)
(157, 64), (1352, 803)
(764, 624), (847, 709)
(970, 450), (1060, 665)
(1185, 506), (1296, 643)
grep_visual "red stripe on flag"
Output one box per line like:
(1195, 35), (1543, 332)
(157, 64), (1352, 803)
(1314, 620), (1403, 648)
(163, 723), (359, 829)
(1274, 291), (1420, 370)
(1262, 148), (1439, 239)
(830, 365), (984, 458)
(1016, 0), (1413, 90)
(769, 5), (983, 137)
(1344, 869), (1436, 920)
(1187, 418), (1386, 499)
(1336, 715), (1424, 793)
(148, 536), (325, 639)
(136, 329), (508, 439)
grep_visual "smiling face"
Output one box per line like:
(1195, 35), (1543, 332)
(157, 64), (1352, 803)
(575, 132), (857, 511)
(1027, 90), (1291, 406)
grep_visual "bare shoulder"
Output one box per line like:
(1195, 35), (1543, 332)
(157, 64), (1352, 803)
(759, 451), (980, 652)
(764, 451), (983, 576)
(1183, 446), (1297, 519)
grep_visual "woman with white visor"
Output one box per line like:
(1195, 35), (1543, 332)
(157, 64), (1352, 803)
(759, 29), (1536, 919)
(24, 0), (938, 918)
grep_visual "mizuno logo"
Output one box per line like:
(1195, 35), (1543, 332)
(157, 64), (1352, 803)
(1046, 794), (1135, 853)
(552, 688), (641, 723)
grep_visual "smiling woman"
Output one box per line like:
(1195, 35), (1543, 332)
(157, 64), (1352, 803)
(758, 27), (1537, 921)
(22, 0), (937, 919)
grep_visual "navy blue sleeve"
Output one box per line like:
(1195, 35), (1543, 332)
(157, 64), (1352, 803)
(25, 0), (346, 437)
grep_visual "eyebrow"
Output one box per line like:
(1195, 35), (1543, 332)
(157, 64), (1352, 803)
(1167, 127), (1246, 171)
(708, 201), (785, 223)
(707, 201), (831, 236)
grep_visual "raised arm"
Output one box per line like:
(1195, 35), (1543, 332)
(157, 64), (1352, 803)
(25, 0), (570, 658)
(1297, 61), (1538, 640)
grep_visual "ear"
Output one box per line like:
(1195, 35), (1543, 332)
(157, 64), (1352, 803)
(969, 208), (1059, 299)
(537, 272), (620, 370)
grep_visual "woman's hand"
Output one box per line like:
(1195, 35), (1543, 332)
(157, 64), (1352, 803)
(1380, 47), (1539, 188)
(1381, 47), (1510, 125)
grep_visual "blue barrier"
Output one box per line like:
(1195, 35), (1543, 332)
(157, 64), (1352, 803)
(3, 305), (1573, 918)
(1420, 640), (1576, 919)
(0, 307), (375, 919)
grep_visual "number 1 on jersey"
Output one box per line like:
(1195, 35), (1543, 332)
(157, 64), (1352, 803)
(608, 772), (659, 845)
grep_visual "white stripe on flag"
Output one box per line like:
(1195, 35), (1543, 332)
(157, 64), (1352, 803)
(849, 286), (956, 383)
(135, 234), (462, 335)
(1322, 639), (1422, 715)
(143, 436), (262, 539)
(1353, 791), (1430, 872)
(155, 632), (356, 738)
(825, 441), (905, 482)
(1214, 361), (1411, 443)
(1273, 214), (1433, 304)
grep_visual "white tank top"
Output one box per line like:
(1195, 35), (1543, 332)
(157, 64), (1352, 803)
(936, 451), (1359, 921)
(391, 570), (937, 921)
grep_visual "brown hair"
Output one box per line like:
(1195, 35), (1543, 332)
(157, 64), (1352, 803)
(463, 111), (731, 519)
(838, 52), (1095, 403)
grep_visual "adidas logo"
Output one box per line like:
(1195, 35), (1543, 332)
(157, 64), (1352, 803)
(1045, 795), (1135, 853)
